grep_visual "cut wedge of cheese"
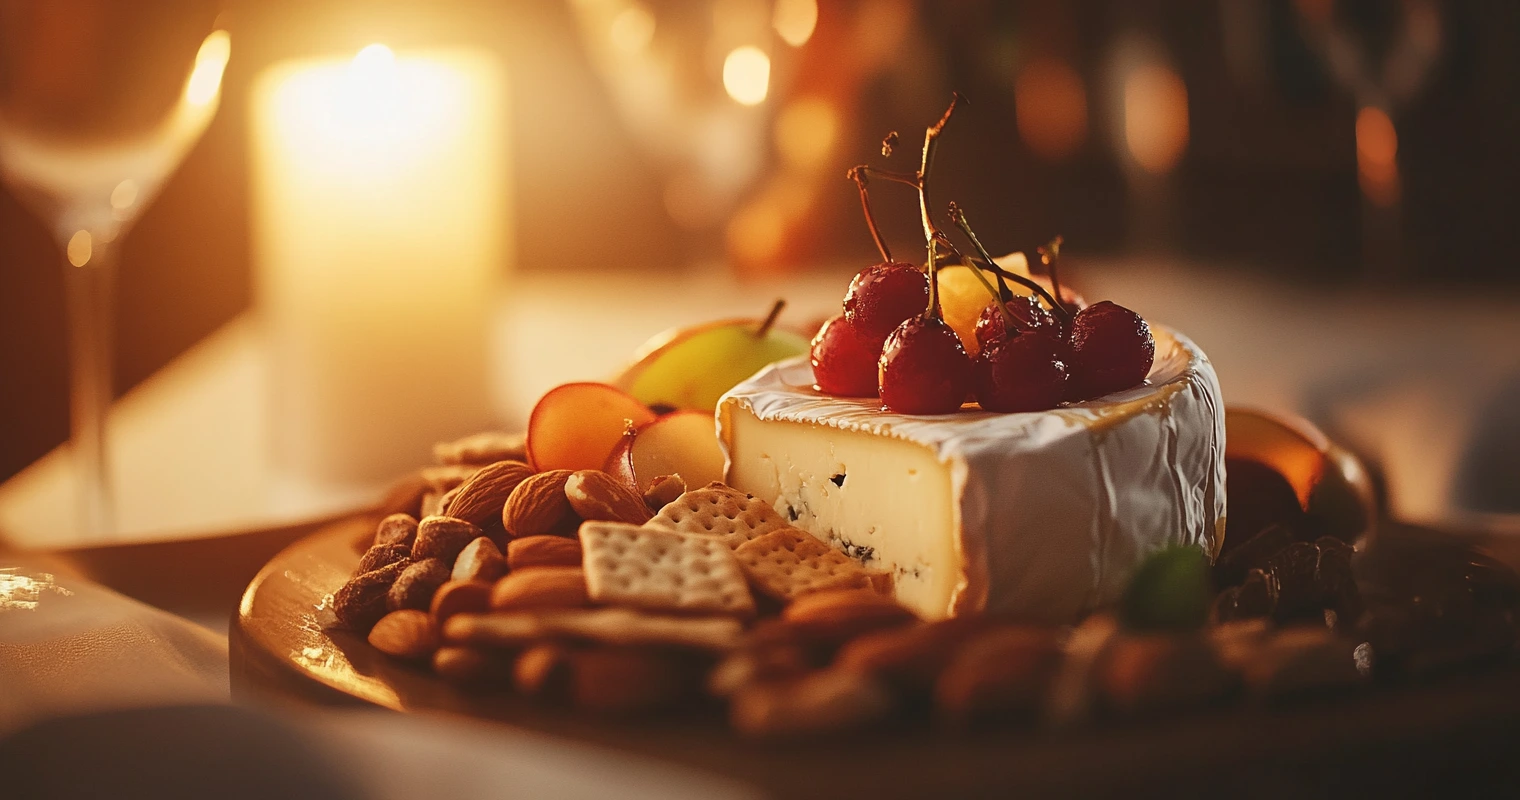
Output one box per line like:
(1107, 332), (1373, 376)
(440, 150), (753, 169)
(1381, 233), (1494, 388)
(717, 325), (1225, 623)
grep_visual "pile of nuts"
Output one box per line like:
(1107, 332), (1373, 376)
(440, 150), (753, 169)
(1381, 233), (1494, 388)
(332, 431), (1378, 735)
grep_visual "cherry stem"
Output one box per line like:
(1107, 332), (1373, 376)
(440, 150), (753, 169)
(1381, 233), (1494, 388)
(950, 206), (1074, 327)
(919, 93), (963, 318)
(852, 166), (921, 188)
(947, 203), (1021, 333)
(754, 298), (785, 338)
(1039, 235), (1067, 316)
(846, 167), (892, 263)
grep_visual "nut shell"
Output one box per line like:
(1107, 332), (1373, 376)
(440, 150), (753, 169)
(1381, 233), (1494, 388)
(502, 470), (576, 538)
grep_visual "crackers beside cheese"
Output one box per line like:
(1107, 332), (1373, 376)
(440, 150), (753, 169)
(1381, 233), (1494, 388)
(734, 528), (887, 601)
(580, 521), (755, 616)
(647, 482), (791, 549)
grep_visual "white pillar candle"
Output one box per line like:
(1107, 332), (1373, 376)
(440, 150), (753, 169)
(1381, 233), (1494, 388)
(251, 45), (509, 486)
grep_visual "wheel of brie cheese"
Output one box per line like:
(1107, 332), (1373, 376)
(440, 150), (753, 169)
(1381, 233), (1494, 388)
(718, 325), (1225, 624)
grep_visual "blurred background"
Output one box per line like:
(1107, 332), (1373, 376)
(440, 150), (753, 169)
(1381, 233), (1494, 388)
(1, 0), (1517, 534)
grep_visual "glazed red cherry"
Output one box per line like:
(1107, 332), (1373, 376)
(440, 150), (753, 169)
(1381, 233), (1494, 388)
(878, 315), (972, 414)
(843, 262), (930, 340)
(972, 330), (1068, 412)
(810, 314), (882, 397)
(973, 294), (1057, 351)
(1065, 300), (1155, 400)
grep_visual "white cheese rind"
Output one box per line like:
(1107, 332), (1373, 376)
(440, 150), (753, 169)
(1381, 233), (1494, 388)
(717, 325), (1225, 623)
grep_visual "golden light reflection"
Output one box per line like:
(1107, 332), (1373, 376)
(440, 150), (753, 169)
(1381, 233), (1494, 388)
(66, 230), (92, 267)
(0, 568), (72, 611)
(1123, 64), (1189, 175)
(775, 97), (837, 169)
(1356, 105), (1400, 207)
(773, 0), (818, 47)
(722, 46), (771, 106)
(1016, 57), (1088, 160)
(610, 3), (656, 54)
(185, 29), (232, 108)
(110, 179), (138, 213)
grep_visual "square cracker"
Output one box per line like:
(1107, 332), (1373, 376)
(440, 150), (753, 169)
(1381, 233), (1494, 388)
(580, 521), (756, 616)
(648, 482), (791, 549)
(734, 528), (887, 601)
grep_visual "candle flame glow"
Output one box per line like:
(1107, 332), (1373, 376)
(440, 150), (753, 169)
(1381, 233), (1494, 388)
(185, 29), (232, 107)
(723, 46), (771, 106)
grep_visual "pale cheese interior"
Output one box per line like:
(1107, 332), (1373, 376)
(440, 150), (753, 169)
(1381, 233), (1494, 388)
(724, 408), (959, 619)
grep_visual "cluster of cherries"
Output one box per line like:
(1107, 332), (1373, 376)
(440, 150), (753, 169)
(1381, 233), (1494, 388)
(809, 96), (1156, 416)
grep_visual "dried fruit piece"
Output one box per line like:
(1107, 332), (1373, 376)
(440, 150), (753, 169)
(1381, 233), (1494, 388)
(368, 609), (439, 660)
(833, 617), (991, 690)
(565, 470), (654, 525)
(387, 558), (451, 612)
(1097, 633), (1236, 715)
(502, 469), (576, 538)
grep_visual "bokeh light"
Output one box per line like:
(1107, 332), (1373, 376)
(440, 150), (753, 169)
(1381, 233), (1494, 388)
(722, 46), (770, 106)
(1123, 63), (1189, 175)
(773, 0), (818, 48)
(1015, 57), (1088, 160)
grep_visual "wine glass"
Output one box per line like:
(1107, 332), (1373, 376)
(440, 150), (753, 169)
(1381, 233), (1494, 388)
(0, 0), (229, 536)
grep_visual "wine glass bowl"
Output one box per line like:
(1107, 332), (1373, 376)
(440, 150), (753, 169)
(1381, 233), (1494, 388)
(0, 0), (229, 536)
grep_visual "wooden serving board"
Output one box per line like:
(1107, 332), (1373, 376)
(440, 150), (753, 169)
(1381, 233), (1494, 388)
(231, 519), (1520, 798)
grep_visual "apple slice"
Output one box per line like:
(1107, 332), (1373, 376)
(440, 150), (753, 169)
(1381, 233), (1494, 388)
(527, 383), (657, 472)
(602, 411), (725, 493)
(614, 316), (810, 413)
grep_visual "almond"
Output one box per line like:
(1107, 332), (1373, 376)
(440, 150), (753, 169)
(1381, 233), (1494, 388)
(419, 491), (446, 519)
(452, 537), (507, 583)
(368, 609), (439, 659)
(515, 642), (574, 698)
(502, 469), (575, 538)
(490, 566), (589, 610)
(780, 588), (916, 643)
(506, 535), (583, 570)
(565, 470), (653, 525)
(430, 580), (493, 623)
(432, 646), (511, 684)
(642, 474), (686, 511)
(442, 460), (535, 530)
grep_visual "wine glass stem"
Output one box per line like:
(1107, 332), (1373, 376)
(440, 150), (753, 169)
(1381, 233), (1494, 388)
(62, 241), (116, 537)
